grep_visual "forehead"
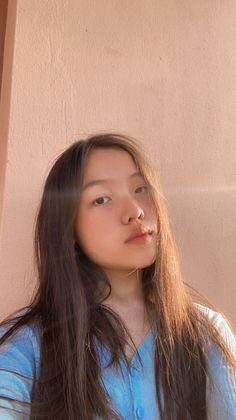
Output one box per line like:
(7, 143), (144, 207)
(83, 148), (138, 180)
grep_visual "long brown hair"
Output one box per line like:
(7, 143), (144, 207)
(0, 133), (235, 419)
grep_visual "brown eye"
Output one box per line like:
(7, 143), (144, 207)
(93, 196), (110, 205)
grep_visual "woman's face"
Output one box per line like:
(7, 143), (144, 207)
(75, 148), (157, 273)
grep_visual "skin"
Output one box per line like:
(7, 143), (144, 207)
(75, 148), (157, 351)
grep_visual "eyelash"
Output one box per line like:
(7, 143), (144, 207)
(92, 185), (149, 205)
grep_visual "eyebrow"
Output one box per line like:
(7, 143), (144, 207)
(82, 171), (143, 192)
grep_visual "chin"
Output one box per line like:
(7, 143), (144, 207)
(136, 251), (157, 268)
(138, 260), (155, 269)
(128, 255), (156, 270)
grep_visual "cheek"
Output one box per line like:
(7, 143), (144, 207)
(144, 198), (156, 221)
(75, 208), (112, 250)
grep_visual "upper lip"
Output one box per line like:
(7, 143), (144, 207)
(125, 227), (153, 242)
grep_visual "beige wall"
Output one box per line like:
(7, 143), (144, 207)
(0, 0), (236, 324)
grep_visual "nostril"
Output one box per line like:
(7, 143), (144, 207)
(138, 209), (145, 219)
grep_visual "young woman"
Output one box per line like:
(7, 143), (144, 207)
(0, 133), (235, 420)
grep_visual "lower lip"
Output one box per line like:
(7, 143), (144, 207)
(126, 233), (152, 244)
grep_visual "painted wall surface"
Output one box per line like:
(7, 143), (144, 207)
(0, 0), (16, 257)
(0, 0), (236, 324)
(0, 0), (8, 100)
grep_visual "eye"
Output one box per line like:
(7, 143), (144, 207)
(135, 185), (149, 194)
(93, 196), (111, 205)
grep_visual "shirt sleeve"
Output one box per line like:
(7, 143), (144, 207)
(0, 323), (38, 419)
(206, 312), (236, 420)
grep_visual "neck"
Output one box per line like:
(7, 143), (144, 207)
(102, 268), (144, 304)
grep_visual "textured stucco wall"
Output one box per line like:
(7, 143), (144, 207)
(0, 0), (236, 323)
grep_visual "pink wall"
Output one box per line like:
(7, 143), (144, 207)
(0, 0), (236, 324)
(0, 0), (8, 236)
(0, 0), (8, 100)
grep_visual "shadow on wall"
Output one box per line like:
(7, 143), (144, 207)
(0, 0), (16, 236)
(0, 1), (8, 101)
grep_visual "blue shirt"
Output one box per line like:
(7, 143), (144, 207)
(0, 305), (236, 419)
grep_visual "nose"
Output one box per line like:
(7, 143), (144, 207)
(120, 197), (145, 224)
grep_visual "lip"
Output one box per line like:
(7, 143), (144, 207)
(125, 229), (153, 243)
(126, 232), (153, 244)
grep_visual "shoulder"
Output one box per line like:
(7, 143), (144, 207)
(195, 303), (236, 357)
(0, 308), (41, 413)
(0, 307), (40, 377)
(195, 302), (229, 324)
(194, 305), (236, 418)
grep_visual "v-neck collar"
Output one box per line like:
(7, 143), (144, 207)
(94, 327), (155, 370)
(125, 326), (154, 365)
